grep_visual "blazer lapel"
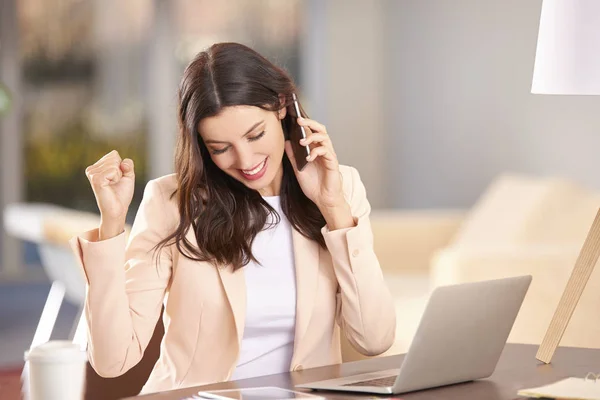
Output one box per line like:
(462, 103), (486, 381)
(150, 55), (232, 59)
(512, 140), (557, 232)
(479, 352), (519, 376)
(185, 228), (246, 348)
(217, 264), (246, 348)
(292, 228), (320, 348)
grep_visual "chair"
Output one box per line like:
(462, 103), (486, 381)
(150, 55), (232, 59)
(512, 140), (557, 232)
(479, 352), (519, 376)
(3, 202), (157, 399)
(3, 203), (103, 348)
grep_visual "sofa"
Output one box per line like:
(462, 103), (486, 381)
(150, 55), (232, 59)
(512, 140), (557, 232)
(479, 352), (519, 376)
(342, 173), (600, 362)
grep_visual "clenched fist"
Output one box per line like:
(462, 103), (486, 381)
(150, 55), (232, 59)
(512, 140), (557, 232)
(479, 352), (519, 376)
(85, 150), (135, 239)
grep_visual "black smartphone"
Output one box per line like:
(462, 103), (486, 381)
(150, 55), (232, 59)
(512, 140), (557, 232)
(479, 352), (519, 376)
(286, 93), (311, 171)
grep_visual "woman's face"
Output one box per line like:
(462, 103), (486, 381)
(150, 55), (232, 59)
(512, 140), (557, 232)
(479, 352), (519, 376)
(199, 105), (287, 197)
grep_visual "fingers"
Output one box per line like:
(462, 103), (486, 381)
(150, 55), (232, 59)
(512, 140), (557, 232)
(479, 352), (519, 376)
(87, 164), (123, 188)
(85, 150), (128, 188)
(307, 145), (337, 163)
(298, 118), (333, 150)
(100, 149), (121, 161)
(295, 118), (338, 166)
(86, 150), (121, 172)
(300, 133), (330, 147)
(120, 158), (135, 178)
(300, 132), (336, 161)
(297, 117), (327, 134)
(293, 117), (339, 167)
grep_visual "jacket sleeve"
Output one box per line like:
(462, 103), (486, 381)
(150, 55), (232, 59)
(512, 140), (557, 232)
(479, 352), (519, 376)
(69, 179), (173, 377)
(322, 167), (397, 356)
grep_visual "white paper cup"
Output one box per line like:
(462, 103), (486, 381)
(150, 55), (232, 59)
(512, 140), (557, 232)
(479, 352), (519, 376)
(24, 341), (87, 400)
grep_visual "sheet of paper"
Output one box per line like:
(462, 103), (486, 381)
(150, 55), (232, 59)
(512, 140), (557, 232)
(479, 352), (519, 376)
(518, 377), (600, 400)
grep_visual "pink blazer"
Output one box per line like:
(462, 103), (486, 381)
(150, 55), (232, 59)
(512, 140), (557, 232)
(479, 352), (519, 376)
(70, 165), (396, 394)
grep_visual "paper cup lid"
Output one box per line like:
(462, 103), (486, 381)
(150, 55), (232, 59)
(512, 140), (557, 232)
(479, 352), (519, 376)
(25, 341), (87, 363)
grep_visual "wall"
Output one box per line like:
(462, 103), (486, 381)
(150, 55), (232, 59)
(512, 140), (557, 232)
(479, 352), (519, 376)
(308, 0), (600, 209)
(385, 0), (600, 208)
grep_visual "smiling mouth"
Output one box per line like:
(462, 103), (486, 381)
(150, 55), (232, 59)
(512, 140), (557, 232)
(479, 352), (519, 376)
(240, 158), (267, 176)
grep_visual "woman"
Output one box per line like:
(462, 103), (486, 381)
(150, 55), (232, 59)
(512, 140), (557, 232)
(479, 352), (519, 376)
(71, 42), (396, 394)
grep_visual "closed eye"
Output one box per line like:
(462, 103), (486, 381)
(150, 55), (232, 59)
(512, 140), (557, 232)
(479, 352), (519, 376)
(248, 131), (265, 142)
(211, 146), (229, 155)
(210, 131), (265, 155)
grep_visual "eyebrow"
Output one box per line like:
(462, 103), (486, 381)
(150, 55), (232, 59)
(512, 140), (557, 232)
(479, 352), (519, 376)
(204, 120), (264, 144)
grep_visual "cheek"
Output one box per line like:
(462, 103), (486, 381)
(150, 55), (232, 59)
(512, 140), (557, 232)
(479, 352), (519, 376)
(211, 154), (235, 171)
(267, 131), (286, 153)
(252, 138), (281, 156)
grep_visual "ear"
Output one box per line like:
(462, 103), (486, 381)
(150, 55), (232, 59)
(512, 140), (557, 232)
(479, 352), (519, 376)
(277, 94), (288, 120)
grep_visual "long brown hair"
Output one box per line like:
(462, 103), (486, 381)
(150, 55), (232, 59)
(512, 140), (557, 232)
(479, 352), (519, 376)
(156, 42), (326, 270)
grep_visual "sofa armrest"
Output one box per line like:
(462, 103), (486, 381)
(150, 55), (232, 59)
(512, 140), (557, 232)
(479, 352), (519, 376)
(4, 203), (109, 247)
(370, 209), (465, 274)
(430, 246), (600, 349)
(44, 210), (131, 247)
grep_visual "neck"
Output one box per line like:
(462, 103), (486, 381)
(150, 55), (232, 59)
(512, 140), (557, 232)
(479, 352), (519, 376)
(258, 163), (284, 197)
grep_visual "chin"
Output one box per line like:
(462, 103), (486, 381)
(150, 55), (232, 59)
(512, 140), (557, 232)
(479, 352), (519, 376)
(235, 170), (279, 195)
(241, 173), (274, 191)
(224, 156), (283, 194)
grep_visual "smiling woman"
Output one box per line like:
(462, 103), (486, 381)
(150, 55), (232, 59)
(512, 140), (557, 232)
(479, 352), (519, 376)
(200, 107), (285, 194)
(70, 42), (396, 395)
(160, 43), (330, 269)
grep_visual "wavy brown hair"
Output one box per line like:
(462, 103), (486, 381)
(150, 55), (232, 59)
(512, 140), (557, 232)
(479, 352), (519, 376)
(156, 42), (326, 270)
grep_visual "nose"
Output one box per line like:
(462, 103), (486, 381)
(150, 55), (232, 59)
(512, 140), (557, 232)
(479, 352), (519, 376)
(235, 146), (255, 170)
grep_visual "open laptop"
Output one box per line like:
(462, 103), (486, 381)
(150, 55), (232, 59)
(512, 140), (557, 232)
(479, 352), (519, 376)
(296, 275), (532, 395)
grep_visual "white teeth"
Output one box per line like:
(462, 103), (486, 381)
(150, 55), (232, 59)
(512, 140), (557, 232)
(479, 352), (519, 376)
(242, 159), (266, 175)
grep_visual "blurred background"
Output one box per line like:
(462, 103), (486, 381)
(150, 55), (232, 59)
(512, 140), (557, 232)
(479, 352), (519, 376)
(2, 0), (600, 397)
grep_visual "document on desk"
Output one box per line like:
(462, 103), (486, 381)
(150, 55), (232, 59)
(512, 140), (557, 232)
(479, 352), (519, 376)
(518, 375), (600, 400)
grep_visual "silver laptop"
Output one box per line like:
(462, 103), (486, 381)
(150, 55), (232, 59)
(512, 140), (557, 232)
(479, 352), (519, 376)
(296, 275), (532, 395)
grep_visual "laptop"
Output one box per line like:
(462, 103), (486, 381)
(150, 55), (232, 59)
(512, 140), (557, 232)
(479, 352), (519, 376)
(296, 275), (532, 395)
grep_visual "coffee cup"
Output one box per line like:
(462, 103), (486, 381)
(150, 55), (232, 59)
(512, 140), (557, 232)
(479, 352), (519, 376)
(24, 341), (87, 400)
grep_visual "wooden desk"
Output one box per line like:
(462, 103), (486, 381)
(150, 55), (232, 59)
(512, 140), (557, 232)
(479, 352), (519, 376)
(127, 344), (600, 400)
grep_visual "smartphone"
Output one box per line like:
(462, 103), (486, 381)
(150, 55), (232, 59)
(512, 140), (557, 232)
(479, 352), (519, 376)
(286, 93), (311, 171)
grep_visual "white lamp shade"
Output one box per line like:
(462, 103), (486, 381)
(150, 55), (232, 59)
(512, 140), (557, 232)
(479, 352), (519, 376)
(531, 0), (600, 95)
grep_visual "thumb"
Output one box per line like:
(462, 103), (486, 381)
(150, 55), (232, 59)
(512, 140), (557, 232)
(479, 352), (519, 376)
(120, 158), (135, 178)
(284, 141), (299, 173)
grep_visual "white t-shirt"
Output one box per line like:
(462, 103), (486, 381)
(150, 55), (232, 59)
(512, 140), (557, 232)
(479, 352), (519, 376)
(231, 196), (297, 380)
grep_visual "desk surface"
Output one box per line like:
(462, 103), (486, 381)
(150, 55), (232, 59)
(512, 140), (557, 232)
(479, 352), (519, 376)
(128, 344), (600, 400)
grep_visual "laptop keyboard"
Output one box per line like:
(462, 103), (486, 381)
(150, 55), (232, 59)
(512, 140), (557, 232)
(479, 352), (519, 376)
(342, 375), (398, 387)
